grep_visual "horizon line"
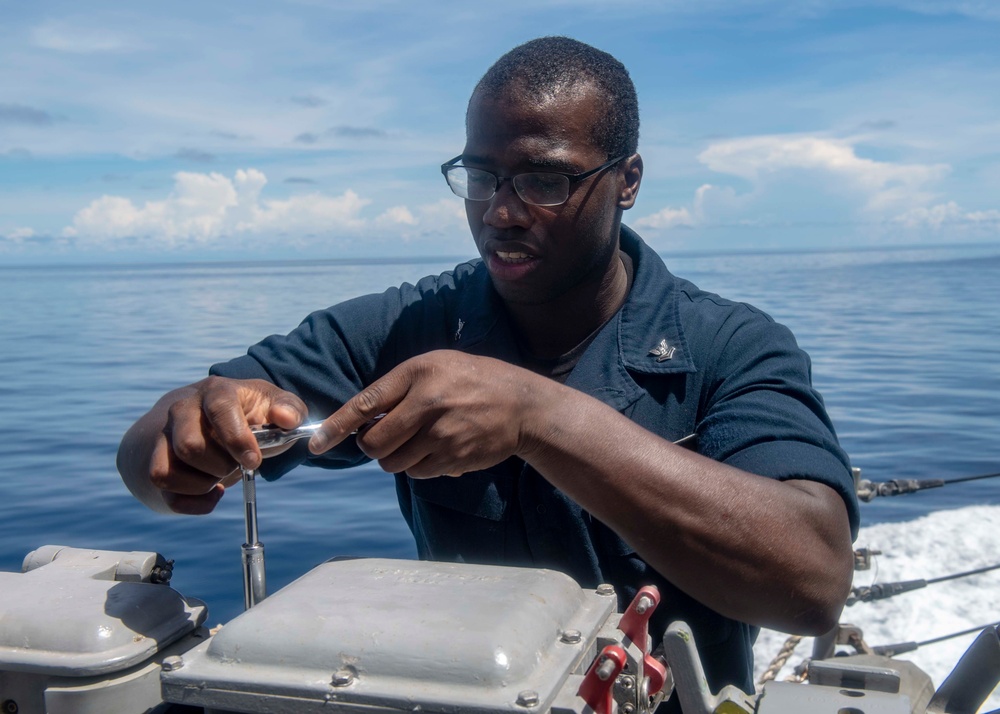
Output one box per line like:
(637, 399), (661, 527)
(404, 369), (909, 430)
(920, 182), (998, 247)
(2, 239), (998, 271)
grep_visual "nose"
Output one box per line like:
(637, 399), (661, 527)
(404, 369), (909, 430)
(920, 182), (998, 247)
(482, 178), (532, 229)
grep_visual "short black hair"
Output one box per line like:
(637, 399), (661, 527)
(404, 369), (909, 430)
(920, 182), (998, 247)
(470, 37), (639, 160)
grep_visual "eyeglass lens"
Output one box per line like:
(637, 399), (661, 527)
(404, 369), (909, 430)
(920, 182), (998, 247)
(446, 167), (570, 206)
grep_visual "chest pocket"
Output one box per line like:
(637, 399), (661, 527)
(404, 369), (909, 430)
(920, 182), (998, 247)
(405, 460), (520, 564)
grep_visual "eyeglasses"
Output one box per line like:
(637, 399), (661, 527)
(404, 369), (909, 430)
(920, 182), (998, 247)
(441, 154), (627, 207)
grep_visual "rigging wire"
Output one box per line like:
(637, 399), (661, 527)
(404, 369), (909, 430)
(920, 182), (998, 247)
(927, 562), (1000, 585)
(871, 622), (1000, 657)
(941, 471), (1000, 485)
(848, 561), (1000, 605)
(857, 470), (1000, 501)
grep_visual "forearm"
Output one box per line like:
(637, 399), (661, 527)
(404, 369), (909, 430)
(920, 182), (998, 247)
(519, 384), (854, 633)
(314, 350), (854, 632)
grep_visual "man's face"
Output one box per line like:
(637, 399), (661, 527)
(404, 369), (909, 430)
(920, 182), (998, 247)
(462, 83), (632, 308)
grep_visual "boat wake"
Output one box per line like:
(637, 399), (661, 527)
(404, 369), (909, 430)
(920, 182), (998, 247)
(754, 504), (1000, 708)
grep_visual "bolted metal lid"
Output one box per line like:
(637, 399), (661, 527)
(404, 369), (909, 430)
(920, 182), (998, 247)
(0, 546), (207, 676)
(162, 558), (615, 713)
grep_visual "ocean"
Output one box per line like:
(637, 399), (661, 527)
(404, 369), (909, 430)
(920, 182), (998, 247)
(2, 243), (999, 705)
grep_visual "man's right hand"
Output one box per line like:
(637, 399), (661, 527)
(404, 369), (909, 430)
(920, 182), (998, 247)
(117, 376), (308, 515)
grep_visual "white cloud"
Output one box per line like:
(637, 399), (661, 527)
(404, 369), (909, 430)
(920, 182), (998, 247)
(31, 23), (139, 54)
(697, 134), (948, 212)
(635, 133), (983, 239)
(67, 171), (241, 243)
(412, 199), (466, 227)
(635, 206), (695, 230)
(894, 202), (1000, 229)
(636, 184), (745, 230)
(966, 209), (1000, 224)
(893, 201), (963, 229)
(6, 227), (37, 242)
(62, 169), (470, 250)
(374, 205), (418, 227)
(889, 0), (1000, 21)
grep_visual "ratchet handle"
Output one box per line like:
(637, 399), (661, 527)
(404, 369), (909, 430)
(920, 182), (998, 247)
(252, 414), (386, 449)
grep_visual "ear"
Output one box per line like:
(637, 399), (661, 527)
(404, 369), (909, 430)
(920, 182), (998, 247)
(617, 154), (643, 210)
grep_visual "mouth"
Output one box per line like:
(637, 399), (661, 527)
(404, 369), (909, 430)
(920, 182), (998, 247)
(495, 250), (534, 264)
(482, 242), (540, 283)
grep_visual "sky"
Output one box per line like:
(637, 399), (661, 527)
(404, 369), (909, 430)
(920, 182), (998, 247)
(1, 0), (998, 264)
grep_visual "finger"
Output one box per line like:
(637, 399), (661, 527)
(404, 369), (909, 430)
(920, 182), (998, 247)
(373, 424), (466, 478)
(163, 484), (225, 515)
(366, 419), (434, 473)
(219, 466), (244, 488)
(399, 453), (465, 480)
(167, 405), (246, 477)
(150, 438), (232, 495)
(260, 386), (309, 429)
(310, 378), (407, 454)
(201, 379), (264, 469)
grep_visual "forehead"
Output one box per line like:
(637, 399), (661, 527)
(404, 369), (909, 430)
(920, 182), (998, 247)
(464, 82), (604, 169)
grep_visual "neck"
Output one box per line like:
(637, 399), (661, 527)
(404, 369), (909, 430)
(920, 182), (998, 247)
(506, 251), (629, 359)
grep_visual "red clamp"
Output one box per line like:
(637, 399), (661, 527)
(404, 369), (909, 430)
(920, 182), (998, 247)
(618, 586), (667, 696)
(578, 645), (627, 714)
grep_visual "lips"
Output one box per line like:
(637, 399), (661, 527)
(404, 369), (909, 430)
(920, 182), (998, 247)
(482, 235), (537, 260)
(482, 242), (540, 284)
(495, 250), (533, 263)
(478, 234), (541, 284)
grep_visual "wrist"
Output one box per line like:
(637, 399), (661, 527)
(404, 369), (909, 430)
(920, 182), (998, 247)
(513, 375), (567, 462)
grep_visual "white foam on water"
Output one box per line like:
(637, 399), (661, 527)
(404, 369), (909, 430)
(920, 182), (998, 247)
(753, 504), (1000, 710)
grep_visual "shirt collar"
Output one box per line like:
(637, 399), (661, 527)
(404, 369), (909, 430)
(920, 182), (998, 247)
(616, 224), (696, 376)
(450, 225), (696, 408)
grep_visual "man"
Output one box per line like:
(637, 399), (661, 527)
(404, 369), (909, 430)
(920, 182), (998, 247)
(119, 37), (858, 700)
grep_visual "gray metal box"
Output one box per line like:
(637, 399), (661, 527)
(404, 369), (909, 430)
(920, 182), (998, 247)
(162, 558), (616, 714)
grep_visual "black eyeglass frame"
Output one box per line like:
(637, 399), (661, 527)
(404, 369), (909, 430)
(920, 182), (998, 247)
(440, 154), (629, 206)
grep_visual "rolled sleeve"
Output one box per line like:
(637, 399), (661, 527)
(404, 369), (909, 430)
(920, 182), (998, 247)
(694, 304), (860, 538)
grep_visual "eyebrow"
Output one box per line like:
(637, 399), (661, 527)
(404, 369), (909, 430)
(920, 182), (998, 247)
(525, 156), (581, 173)
(460, 154), (583, 174)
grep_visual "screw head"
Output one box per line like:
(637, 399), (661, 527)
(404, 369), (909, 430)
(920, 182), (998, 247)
(332, 668), (356, 687)
(161, 656), (184, 672)
(560, 629), (582, 644)
(516, 690), (539, 707)
(596, 656), (617, 681)
(596, 583), (615, 596)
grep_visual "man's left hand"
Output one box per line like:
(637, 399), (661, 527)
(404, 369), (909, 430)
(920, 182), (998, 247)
(309, 350), (548, 478)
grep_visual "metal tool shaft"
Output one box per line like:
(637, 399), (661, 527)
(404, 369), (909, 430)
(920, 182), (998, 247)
(241, 466), (266, 609)
(250, 414), (386, 450)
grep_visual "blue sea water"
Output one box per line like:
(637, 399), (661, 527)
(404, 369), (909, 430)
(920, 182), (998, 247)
(1, 243), (999, 627)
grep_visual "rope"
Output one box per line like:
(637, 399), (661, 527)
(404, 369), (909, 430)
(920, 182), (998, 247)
(757, 635), (803, 685)
(785, 659), (810, 683)
(775, 627), (872, 685)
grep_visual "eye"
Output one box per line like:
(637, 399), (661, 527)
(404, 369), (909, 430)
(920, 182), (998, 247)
(517, 173), (569, 205)
(527, 173), (565, 191)
(466, 170), (495, 191)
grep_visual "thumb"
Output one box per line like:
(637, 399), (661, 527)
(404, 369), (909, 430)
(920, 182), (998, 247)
(264, 392), (310, 430)
(309, 373), (409, 454)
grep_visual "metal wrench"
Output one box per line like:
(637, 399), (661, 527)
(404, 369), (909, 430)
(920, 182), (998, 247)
(240, 414), (385, 609)
(251, 413), (386, 449)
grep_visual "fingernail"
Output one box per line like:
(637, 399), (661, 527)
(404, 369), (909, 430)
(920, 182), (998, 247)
(309, 433), (327, 453)
(241, 451), (260, 470)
